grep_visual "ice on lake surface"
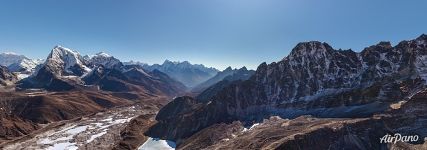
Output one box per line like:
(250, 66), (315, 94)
(138, 137), (176, 150)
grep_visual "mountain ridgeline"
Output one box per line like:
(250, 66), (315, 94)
(191, 66), (255, 93)
(142, 60), (219, 88)
(146, 34), (427, 146)
(17, 46), (187, 97)
(194, 66), (256, 102)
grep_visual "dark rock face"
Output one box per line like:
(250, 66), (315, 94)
(196, 67), (256, 103)
(147, 35), (427, 143)
(146, 96), (231, 143)
(195, 80), (234, 103)
(113, 114), (157, 150)
(18, 65), (76, 91)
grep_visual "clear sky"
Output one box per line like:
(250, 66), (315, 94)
(0, 0), (426, 70)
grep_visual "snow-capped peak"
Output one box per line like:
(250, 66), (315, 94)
(8, 58), (43, 73)
(288, 41), (332, 59)
(88, 52), (123, 69)
(95, 52), (111, 57)
(3, 52), (18, 55)
(0, 52), (28, 66)
(51, 45), (81, 56)
(44, 45), (90, 76)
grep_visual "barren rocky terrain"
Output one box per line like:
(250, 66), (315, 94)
(1, 100), (162, 150)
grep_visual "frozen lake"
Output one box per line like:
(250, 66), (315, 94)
(138, 137), (176, 150)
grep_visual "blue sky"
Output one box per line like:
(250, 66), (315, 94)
(0, 0), (426, 70)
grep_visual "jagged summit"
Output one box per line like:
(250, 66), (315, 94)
(50, 45), (81, 57)
(89, 51), (122, 69)
(239, 66), (248, 71)
(223, 66), (233, 72)
(95, 52), (111, 57)
(375, 41), (392, 48)
(191, 66), (255, 94)
(163, 59), (181, 65)
(287, 41), (334, 59)
(45, 45), (89, 76)
(143, 60), (218, 87)
(417, 33), (427, 40)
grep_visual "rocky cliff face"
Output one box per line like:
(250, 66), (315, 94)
(0, 66), (17, 87)
(147, 34), (427, 143)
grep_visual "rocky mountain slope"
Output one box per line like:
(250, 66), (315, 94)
(176, 88), (427, 149)
(0, 66), (17, 87)
(142, 60), (218, 88)
(146, 34), (427, 147)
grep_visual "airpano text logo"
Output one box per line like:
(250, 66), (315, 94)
(380, 133), (419, 144)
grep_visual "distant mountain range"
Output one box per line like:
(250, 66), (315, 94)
(0, 52), (43, 79)
(13, 46), (186, 98)
(0, 46), (226, 93)
(192, 66), (255, 93)
(141, 60), (219, 88)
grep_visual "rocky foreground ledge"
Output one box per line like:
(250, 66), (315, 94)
(149, 89), (427, 150)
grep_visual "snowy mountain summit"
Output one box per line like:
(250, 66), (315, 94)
(88, 52), (123, 69)
(0, 52), (43, 78)
(44, 45), (90, 76)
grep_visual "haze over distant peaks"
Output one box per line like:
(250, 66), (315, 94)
(142, 60), (219, 88)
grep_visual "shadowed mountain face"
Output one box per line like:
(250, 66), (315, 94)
(195, 67), (255, 102)
(82, 65), (186, 97)
(192, 66), (255, 94)
(142, 60), (219, 88)
(146, 34), (427, 145)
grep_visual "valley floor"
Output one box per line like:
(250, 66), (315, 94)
(2, 103), (157, 150)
